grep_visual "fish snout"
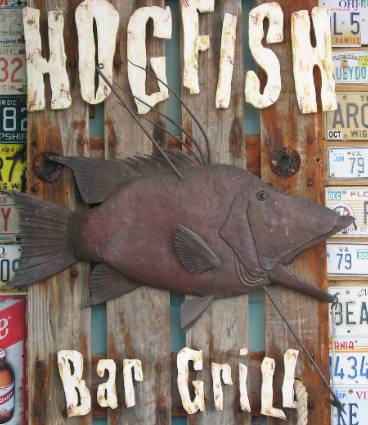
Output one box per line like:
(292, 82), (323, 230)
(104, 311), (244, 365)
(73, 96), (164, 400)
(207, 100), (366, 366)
(331, 214), (355, 235)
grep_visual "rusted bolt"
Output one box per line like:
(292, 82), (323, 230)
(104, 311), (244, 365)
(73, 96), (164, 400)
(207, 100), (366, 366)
(307, 178), (313, 187)
(30, 184), (38, 193)
(33, 151), (64, 183)
(270, 147), (301, 178)
(308, 400), (316, 410)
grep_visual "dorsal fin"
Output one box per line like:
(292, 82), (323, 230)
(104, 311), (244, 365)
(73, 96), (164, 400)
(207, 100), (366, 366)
(49, 150), (198, 204)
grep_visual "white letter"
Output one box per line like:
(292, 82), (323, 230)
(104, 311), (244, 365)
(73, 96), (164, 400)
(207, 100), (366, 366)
(291, 7), (337, 113)
(23, 8), (71, 111)
(216, 13), (237, 109)
(181, 0), (215, 94)
(76, 0), (119, 104)
(123, 359), (143, 408)
(282, 349), (299, 408)
(127, 6), (172, 114)
(211, 363), (233, 411)
(57, 350), (91, 417)
(261, 357), (286, 420)
(239, 348), (251, 412)
(177, 347), (205, 414)
(97, 359), (118, 409)
(245, 3), (283, 109)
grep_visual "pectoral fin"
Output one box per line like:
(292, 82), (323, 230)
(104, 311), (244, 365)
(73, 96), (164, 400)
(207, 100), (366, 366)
(181, 296), (214, 331)
(86, 264), (141, 306)
(174, 225), (221, 274)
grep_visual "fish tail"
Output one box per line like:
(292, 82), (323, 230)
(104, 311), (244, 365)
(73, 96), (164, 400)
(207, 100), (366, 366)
(4, 191), (77, 289)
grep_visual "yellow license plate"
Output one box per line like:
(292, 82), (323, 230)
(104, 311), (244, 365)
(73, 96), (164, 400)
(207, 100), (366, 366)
(0, 144), (26, 191)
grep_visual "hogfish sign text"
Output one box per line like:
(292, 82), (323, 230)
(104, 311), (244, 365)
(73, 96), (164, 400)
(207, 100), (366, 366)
(22, 0), (337, 114)
(57, 348), (303, 420)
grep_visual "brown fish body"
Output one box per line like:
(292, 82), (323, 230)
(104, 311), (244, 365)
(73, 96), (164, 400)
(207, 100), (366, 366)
(4, 151), (353, 321)
(75, 164), (261, 297)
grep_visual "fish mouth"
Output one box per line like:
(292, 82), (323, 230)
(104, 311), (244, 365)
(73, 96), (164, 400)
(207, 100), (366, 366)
(280, 214), (354, 265)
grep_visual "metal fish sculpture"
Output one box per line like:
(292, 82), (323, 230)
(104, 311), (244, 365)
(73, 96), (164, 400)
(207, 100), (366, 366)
(4, 64), (350, 410)
(5, 151), (352, 330)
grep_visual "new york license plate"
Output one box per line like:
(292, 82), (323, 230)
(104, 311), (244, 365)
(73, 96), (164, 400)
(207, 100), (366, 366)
(328, 148), (368, 179)
(0, 194), (19, 244)
(332, 387), (368, 424)
(327, 243), (368, 276)
(326, 187), (368, 236)
(0, 144), (26, 192)
(325, 93), (368, 141)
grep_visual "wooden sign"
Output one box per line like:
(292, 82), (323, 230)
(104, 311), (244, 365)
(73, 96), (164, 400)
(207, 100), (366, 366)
(326, 187), (368, 236)
(328, 147), (368, 179)
(22, 0), (337, 114)
(325, 92), (368, 141)
(327, 242), (368, 276)
(332, 50), (368, 83)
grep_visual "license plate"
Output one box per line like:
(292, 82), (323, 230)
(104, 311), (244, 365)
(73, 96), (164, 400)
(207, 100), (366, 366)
(325, 93), (368, 141)
(330, 352), (368, 385)
(0, 295), (26, 424)
(327, 243), (368, 276)
(0, 144), (26, 192)
(333, 50), (368, 83)
(319, 1), (361, 46)
(0, 46), (26, 95)
(0, 194), (19, 243)
(328, 148), (368, 179)
(326, 187), (368, 236)
(329, 286), (368, 337)
(0, 8), (24, 48)
(0, 97), (26, 143)
(0, 245), (20, 286)
(332, 387), (368, 424)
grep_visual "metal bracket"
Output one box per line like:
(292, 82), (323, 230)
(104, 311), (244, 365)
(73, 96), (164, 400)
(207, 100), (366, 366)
(33, 152), (64, 183)
(270, 147), (301, 177)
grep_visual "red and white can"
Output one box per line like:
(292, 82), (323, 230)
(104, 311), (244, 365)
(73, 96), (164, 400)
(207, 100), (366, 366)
(0, 295), (25, 424)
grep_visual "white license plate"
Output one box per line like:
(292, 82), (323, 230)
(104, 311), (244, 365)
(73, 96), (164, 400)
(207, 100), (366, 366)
(329, 286), (368, 338)
(333, 50), (368, 83)
(327, 243), (368, 276)
(320, 1), (361, 46)
(0, 194), (19, 243)
(0, 8), (24, 48)
(332, 387), (368, 424)
(330, 352), (368, 385)
(325, 93), (368, 141)
(326, 187), (368, 236)
(0, 46), (26, 95)
(0, 245), (20, 286)
(328, 148), (368, 179)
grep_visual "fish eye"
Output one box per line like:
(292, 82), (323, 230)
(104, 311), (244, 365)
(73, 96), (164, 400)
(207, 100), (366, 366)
(256, 191), (268, 201)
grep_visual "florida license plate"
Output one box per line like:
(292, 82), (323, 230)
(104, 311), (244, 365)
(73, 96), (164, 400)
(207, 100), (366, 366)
(0, 144), (26, 192)
(325, 93), (368, 141)
(328, 148), (368, 179)
(333, 50), (368, 83)
(327, 243), (368, 276)
(332, 387), (368, 424)
(326, 187), (368, 236)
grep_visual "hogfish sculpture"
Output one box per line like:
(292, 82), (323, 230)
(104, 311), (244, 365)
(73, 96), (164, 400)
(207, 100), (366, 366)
(3, 67), (352, 332)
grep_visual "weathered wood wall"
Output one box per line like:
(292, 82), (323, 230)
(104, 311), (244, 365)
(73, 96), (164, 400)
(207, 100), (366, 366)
(258, 0), (330, 424)
(26, 1), (92, 425)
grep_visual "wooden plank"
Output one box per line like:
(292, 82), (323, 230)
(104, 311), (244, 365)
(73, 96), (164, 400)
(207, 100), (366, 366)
(105, 2), (171, 425)
(258, 1), (330, 424)
(180, 2), (250, 424)
(26, 1), (92, 425)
